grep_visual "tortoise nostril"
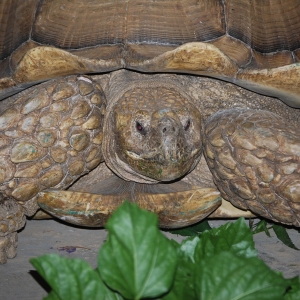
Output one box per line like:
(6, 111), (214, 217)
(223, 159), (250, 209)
(160, 116), (178, 134)
(162, 126), (175, 133)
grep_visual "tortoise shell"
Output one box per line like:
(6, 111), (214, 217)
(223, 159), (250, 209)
(0, 0), (300, 107)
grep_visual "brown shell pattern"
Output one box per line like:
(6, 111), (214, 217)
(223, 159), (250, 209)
(0, 1), (300, 107)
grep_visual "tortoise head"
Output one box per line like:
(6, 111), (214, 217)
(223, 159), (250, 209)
(103, 85), (202, 183)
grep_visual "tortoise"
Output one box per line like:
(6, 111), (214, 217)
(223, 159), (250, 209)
(0, 0), (300, 264)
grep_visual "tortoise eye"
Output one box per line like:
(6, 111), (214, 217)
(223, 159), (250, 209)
(184, 120), (191, 131)
(136, 121), (146, 135)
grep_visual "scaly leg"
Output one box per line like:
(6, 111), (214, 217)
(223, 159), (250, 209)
(0, 196), (25, 263)
(203, 108), (300, 226)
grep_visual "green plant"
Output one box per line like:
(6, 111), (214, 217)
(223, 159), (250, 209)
(250, 219), (299, 250)
(167, 217), (300, 251)
(31, 202), (300, 300)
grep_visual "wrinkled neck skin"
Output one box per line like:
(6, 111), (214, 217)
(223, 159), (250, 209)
(102, 75), (203, 184)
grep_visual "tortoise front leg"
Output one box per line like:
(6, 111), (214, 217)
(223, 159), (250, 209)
(0, 197), (25, 263)
(0, 75), (106, 262)
(203, 108), (300, 227)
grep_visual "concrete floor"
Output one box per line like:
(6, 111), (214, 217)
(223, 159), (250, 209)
(0, 218), (299, 300)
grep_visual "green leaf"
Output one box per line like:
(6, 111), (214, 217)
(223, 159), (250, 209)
(195, 218), (257, 261)
(285, 277), (300, 300)
(166, 220), (212, 237)
(98, 201), (177, 300)
(30, 254), (114, 300)
(273, 224), (299, 250)
(162, 237), (200, 300)
(195, 252), (290, 300)
(96, 273), (125, 300)
(251, 219), (271, 236)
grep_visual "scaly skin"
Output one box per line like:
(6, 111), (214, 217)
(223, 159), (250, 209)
(0, 75), (106, 213)
(204, 108), (300, 226)
(0, 196), (25, 263)
(0, 75), (106, 262)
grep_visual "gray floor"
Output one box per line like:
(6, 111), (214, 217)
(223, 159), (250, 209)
(0, 218), (299, 300)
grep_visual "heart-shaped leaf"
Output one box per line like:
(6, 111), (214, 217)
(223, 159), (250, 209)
(31, 254), (119, 300)
(98, 201), (177, 299)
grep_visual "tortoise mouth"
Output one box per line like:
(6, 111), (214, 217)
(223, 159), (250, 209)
(125, 148), (200, 162)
